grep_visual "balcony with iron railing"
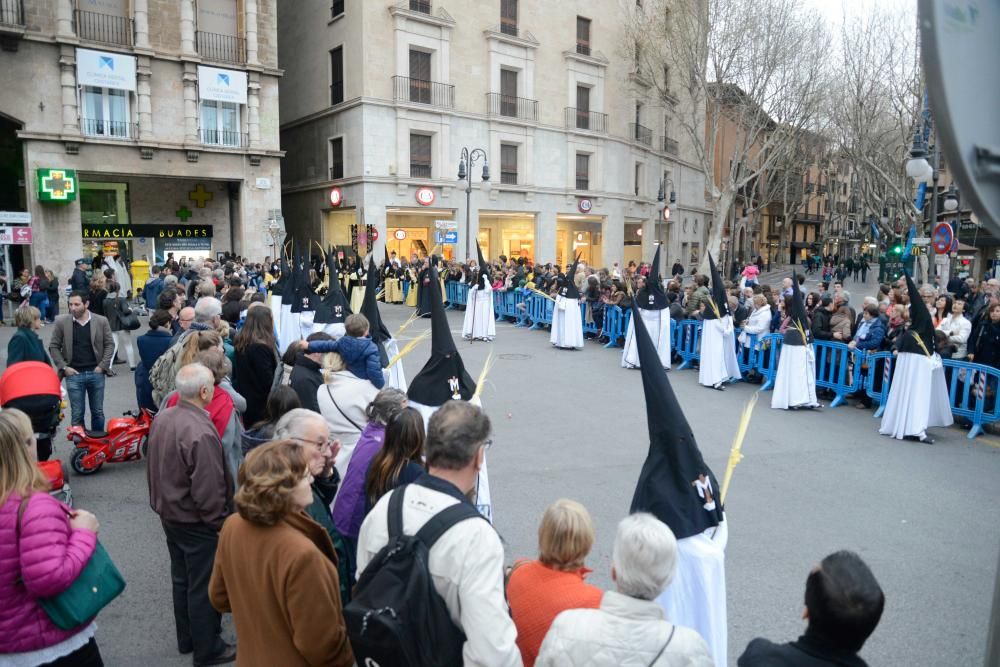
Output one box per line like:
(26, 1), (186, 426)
(81, 118), (137, 140)
(0, 0), (25, 29)
(628, 122), (652, 146)
(575, 175), (589, 191)
(74, 9), (133, 46)
(196, 31), (246, 64)
(410, 163), (432, 178)
(392, 76), (454, 108)
(662, 136), (679, 155)
(409, 0), (431, 13)
(576, 41), (591, 56)
(565, 108), (608, 133)
(330, 80), (344, 106)
(486, 93), (537, 122)
(329, 164), (344, 180)
(500, 168), (518, 185)
(794, 212), (825, 224)
(200, 129), (248, 148)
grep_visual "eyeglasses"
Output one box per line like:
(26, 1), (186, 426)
(294, 436), (333, 453)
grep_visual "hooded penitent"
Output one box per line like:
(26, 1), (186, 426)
(289, 244), (317, 314)
(629, 302), (724, 539)
(636, 245), (668, 310)
(360, 257), (392, 366)
(782, 271), (811, 346)
(477, 241), (491, 289)
(271, 253), (290, 299)
(701, 252), (729, 320)
(314, 246), (351, 325)
(407, 261), (477, 406)
(898, 273), (935, 355)
(561, 253), (582, 300)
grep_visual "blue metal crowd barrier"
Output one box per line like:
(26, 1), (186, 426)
(601, 306), (625, 348)
(525, 293), (554, 329)
(445, 282), (468, 309)
(675, 320), (702, 370)
(581, 303), (600, 337)
(402, 280), (410, 300)
(812, 340), (862, 407)
(941, 359), (1000, 439)
(735, 331), (758, 376)
(861, 351), (894, 418)
(756, 334), (782, 391)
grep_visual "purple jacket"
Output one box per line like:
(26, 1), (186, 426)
(0, 492), (98, 653)
(332, 422), (385, 539)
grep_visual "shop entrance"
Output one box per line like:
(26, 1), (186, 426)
(81, 182), (132, 265)
(387, 208), (457, 262)
(0, 113), (27, 276)
(477, 213), (535, 263)
(556, 215), (604, 267)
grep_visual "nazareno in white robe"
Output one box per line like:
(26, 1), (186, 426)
(314, 322), (346, 340)
(409, 397), (492, 523)
(656, 519), (728, 667)
(698, 316), (742, 386)
(382, 338), (407, 391)
(277, 302), (298, 354)
(770, 343), (819, 409)
(622, 307), (671, 369)
(879, 351), (953, 439)
(550, 296), (584, 349)
(462, 284), (496, 341)
(268, 293), (283, 333)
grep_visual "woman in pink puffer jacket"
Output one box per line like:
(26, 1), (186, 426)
(0, 408), (104, 665)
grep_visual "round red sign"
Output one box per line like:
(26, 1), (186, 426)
(932, 222), (953, 254)
(394, 229), (407, 241)
(415, 187), (435, 206)
(578, 198), (593, 213)
(329, 188), (343, 207)
(370, 228), (380, 242)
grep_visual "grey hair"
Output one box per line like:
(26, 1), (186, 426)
(175, 363), (214, 400)
(863, 296), (878, 307)
(612, 512), (678, 600)
(839, 290), (851, 305)
(425, 401), (490, 470)
(197, 280), (217, 298)
(164, 274), (178, 286)
(274, 408), (328, 441)
(366, 387), (408, 425)
(194, 297), (222, 323)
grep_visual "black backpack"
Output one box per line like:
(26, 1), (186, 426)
(345, 485), (485, 666)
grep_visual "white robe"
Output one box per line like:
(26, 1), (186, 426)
(315, 322), (346, 340)
(698, 316), (742, 386)
(462, 284), (496, 341)
(298, 310), (316, 341)
(770, 344), (819, 409)
(277, 303), (298, 354)
(656, 520), (728, 667)
(622, 307), (671, 369)
(410, 398), (493, 523)
(104, 257), (132, 296)
(550, 296), (584, 349)
(383, 338), (407, 391)
(879, 351), (953, 439)
(268, 294), (283, 333)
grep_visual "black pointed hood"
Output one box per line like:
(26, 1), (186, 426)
(360, 257), (392, 365)
(272, 253), (290, 299)
(290, 243), (316, 313)
(898, 273), (935, 355)
(783, 271), (811, 346)
(314, 247), (351, 324)
(561, 253), (582, 300)
(636, 245), (668, 310)
(407, 261), (477, 406)
(629, 302), (724, 539)
(476, 241), (491, 289)
(702, 252), (729, 320)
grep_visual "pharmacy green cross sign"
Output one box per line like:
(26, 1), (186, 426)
(36, 168), (78, 203)
(175, 206), (193, 221)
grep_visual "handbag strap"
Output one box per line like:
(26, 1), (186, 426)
(648, 625), (676, 666)
(325, 385), (364, 432)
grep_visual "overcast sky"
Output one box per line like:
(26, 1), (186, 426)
(803, 0), (916, 27)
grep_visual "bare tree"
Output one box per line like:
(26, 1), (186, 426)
(621, 0), (832, 273)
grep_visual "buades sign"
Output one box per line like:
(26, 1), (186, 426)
(82, 224), (214, 239)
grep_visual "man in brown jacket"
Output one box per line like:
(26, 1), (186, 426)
(147, 363), (236, 666)
(48, 290), (115, 431)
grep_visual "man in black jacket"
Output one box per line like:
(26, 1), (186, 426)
(811, 297), (835, 341)
(290, 331), (333, 413)
(70, 258), (90, 292)
(738, 551), (884, 667)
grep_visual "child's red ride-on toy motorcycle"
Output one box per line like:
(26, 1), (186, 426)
(66, 408), (154, 475)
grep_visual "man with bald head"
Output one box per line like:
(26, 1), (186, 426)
(147, 363), (236, 665)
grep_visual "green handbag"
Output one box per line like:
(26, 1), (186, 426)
(17, 495), (126, 630)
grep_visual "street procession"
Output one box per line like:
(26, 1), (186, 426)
(0, 1), (998, 666)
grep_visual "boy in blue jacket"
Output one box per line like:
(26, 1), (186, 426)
(307, 313), (385, 388)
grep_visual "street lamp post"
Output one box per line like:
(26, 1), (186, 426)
(266, 211), (285, 262)
(457, 147), (490, 261)
(907, 131), (943, 283)
(656, 177), (676, 273)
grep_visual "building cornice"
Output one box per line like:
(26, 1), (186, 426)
(482, 27), (539, 50)
(562, 49), (610, 68)
(17, 131), (284, 158)
(388, 4), (455, 30)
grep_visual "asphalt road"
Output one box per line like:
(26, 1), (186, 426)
(8, 296), (998, 667)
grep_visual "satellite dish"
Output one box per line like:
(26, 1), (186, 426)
(919, 0), (999, 233)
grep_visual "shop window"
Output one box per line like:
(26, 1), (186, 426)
(200, 100), (241, 146)
(575, 153), (590, 190)
(329, 137), (344, 180)
(330, 47), (344, 105)
(500, 144), (518, 185)
(410, 133), (432, 178)
(81, 86), (131, 138)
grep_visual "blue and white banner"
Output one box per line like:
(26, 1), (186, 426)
(198, 66), (247, 105)
(76, 48), (136, 91)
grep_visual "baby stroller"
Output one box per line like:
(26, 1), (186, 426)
(0, 361), (73, 506)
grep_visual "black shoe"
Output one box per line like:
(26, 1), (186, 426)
(194, 644), (236, 667)
(904, 435), (935, 445)
(178, 644), (193, 656)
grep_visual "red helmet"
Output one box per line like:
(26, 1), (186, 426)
(0, 362), (61, 404)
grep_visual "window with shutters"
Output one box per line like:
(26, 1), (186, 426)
(501, 0), (518, 35)
(500, 69), (518, 117)
(576, 17), (591, 56)
(575, 85), (591, 129)
(576, 153), (590, 190)
(331, 0), (344, 18)
(408, 49), (432, 104)
(634, 163), (642, 197)
(410, 0), (431, 14)
(410, 134), (432, 178)
(501, 144), (518, 185)
(330, 47), (344, 105)
(329, 137), (344, 180)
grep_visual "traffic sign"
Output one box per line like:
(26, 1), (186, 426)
(932, 222), (953, 254)
(912, 237), (931, 245)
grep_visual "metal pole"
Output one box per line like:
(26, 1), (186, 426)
(929, 143), (939, 285)
(466, 183), (471, 262)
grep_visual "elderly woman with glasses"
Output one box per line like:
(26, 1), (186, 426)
(209, 440), (355, 667)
